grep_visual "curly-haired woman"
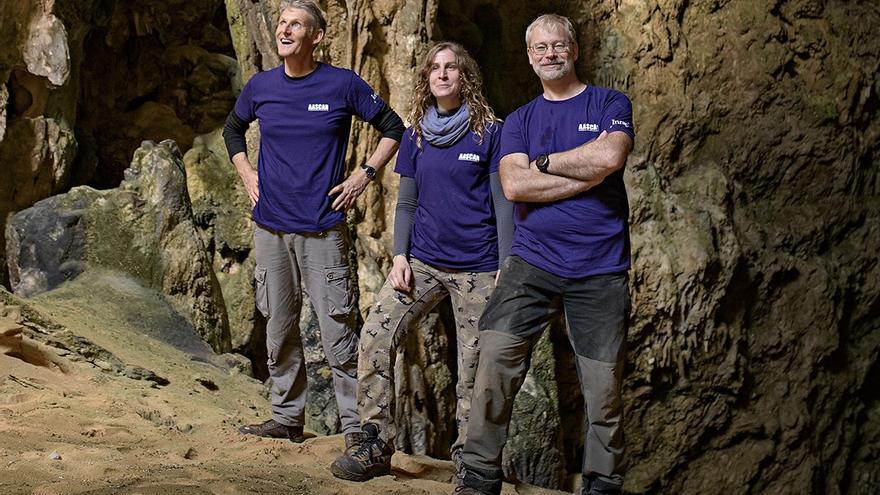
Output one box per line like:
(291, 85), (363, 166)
(331, 42), (513, 482)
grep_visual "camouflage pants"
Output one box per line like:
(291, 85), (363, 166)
(357, 257), (496, 452)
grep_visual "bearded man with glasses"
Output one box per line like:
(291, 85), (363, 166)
(454, 13), (635, 495)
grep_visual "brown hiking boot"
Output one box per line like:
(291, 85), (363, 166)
(330, 423), (393, 481)
(453, 486), (490, 495)
(344, 430), (365, 455)
(238, 419), (304, 442)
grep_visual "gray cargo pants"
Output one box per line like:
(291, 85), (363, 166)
(253, 223), (360, 433)
(461, 256), (629, 493)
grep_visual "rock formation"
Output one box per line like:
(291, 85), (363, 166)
(6, 140), (231, 354)
(0, 0), (238, 288)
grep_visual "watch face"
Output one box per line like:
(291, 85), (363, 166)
(537, 154), (549, 172)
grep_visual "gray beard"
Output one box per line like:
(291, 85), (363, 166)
(534, 62), (572, 81)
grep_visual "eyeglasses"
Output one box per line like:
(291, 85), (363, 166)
(529, 42), (571, 56)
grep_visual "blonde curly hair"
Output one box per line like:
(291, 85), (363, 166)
(408, 42), (500, 148)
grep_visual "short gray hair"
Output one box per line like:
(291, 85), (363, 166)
(279, 0), (327, 35)
(525, 14), (577, 46)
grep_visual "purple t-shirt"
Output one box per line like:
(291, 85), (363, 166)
(500, 85), (635, 278)
(395, 123), (503, 272)
(234, 63), (384, 232)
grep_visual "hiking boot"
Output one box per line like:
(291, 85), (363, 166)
(344, 430), (366, 455)
(581, 476), (622, 495)
(457, 464), (502, 495)
(330, 423), (393, 481)
(453, 486), (490, 494)
(238, 419), (305, 442)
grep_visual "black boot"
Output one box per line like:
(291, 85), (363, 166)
(581, 475), (622, 495)
(455, 464), (502, 495)
(330, 423), (394, 481)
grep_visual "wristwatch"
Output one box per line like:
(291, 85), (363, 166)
(535, 154), (551, 174)
(360, 163), (377, 180)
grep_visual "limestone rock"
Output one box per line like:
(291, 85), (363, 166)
(184, 129), (261, 364)
(7, 140), (231, 353)
(0, 84), (7, 143)
(23, 13), (70, 86)
(503, 331), (565, 488)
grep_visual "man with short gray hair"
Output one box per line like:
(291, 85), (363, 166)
(223, 0), (404, 451)
(455, 13), (635, 495)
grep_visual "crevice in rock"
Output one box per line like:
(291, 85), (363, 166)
(74, 0), (237, 190)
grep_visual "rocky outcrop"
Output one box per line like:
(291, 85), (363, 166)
(6, 140), (231, 354)
(0, 2), (79, 289)
(74, 0), (239, 189)
(184, 131), (256, 349)
(0, 0), (238, 288)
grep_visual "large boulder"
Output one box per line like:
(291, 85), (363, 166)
(6, 140), (231, 354)
(184, 130), (255, 351)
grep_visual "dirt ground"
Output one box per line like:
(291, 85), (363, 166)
(0, 273), (564, 495)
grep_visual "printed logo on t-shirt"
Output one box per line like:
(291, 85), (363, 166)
(611, 119), (631, 128)
(371, 92), (379, 103)
(308, 103), (330, 112)
(458, 152), (481, 162)
(578, 123), (599, 132)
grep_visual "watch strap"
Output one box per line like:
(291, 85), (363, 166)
(360, 163), (377, 180)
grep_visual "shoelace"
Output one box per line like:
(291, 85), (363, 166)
(353, 437), (380, 460)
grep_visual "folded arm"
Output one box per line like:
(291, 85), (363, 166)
(499, 152), (598, 203)
(544, 131), (633, 181)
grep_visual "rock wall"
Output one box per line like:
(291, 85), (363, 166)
(609, 1), (879, 493)
(0, 0), (78, 289)
(0, 0), (238, 289)
(6, 140), (231, 354)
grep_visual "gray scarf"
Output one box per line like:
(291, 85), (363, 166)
(421, 104), (470, 147)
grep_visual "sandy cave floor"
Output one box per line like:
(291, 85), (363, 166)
(0, 273), (564, 495)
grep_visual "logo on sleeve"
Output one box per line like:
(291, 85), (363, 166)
(371, 92), (379, 103)
(458, 152), (481, 162)
(578, 123), (599, 132)
(308, 103), (330, 112)
(611, 119), (631, 128)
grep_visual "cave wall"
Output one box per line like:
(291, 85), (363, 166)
(73, 0), (238, 189)
(0, 0), (238, 291)
(0, 0), (80, 290)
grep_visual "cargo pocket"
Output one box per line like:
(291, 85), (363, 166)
(324, 264), (354, 317)
(254, 265), (270, 319)
(329, 335), (359, 368)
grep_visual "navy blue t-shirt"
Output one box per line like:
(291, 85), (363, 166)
(395, 123), (503, 272)
(234, 63), (384, 232)
(500, 86), (635, 278)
